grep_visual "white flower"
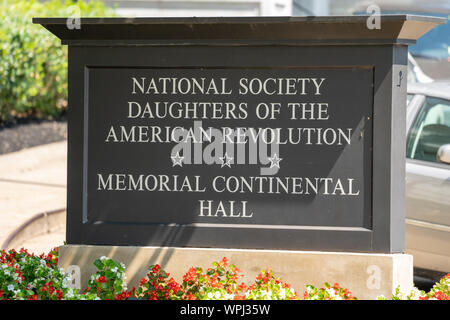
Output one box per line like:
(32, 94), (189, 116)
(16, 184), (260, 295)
(224, 293), (235, 300)
(7, 284), (14, 291)
(111, 267), (118, 273)
(279, 288), (286, 300)
(261, 289), (272, 300)
(326, 288), (337, 297)
(100, 256), (107, 261)
(408, 287), (424, 300)
(65, 290), (74, 299)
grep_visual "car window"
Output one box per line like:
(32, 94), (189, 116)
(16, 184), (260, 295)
(406, 96), (450, 163)
(407, 94), (414, 105)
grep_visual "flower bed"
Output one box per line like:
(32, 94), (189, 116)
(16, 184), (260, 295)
(0, 247), (448, 300)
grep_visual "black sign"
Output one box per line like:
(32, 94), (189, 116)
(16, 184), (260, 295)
(34, 16), (445, 252)
(88, 67), (372, 229)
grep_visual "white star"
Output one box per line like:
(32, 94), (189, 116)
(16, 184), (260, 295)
(171, 152), (184, 167)
(268, 153), (282, 169)
(219, 153), (233, 168)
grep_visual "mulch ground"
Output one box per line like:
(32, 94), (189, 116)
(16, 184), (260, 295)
(0, 119), (67, 155)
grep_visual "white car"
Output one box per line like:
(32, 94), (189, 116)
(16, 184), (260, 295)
(408, 53), (433, 84)
(406, 81), (450, 278)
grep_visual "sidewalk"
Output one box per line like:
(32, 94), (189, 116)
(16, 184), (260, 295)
(0, 141), (67, 253)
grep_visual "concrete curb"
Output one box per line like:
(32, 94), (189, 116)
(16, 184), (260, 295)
(1, 208), (66, 250)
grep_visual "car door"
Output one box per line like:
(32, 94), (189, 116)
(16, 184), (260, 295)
(406, 94), (450, 273)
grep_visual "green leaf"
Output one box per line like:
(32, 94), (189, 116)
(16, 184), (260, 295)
(93, 259), (104, 271)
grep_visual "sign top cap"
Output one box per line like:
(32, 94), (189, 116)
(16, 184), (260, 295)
(33, 15), (446, 45)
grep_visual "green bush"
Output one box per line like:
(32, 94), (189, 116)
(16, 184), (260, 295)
(0, 0), (115, 123)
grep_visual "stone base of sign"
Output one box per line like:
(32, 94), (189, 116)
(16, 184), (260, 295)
(58, 245), (413, 300)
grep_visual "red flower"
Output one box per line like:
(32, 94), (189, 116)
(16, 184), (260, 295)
(97, 276), (106, 283)
(433, 291), (449, 300)
(183, 267), (198, 283)
(186, 292), (196, 300)
(222, 257), (228, 268)
(152, 265), (161, 273)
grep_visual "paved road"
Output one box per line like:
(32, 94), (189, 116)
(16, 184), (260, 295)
(0, 141), (67, 254)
